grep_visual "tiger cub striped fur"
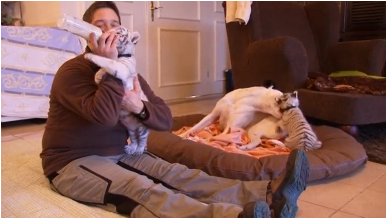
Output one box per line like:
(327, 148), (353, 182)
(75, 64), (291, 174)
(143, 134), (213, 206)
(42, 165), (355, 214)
(275, 91), (322, 151)
(84, 26), (149, 156)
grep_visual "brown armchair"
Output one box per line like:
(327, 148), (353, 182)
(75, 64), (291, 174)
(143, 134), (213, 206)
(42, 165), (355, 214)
(222, 1), (386, 127)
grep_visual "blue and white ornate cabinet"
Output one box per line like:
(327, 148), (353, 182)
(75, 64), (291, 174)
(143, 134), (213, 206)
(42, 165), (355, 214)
(1, 26), (83, 121)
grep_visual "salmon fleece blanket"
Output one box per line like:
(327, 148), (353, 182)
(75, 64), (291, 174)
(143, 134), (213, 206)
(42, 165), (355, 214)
(173, 120), (290, 159)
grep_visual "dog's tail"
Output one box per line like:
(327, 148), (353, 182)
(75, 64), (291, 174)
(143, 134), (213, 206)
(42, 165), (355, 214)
(180, 110), (220, 138)
(267, 139), (286, 148)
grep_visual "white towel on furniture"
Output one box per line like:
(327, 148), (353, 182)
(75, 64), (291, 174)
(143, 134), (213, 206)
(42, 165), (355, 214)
(226, 1), (252, 25)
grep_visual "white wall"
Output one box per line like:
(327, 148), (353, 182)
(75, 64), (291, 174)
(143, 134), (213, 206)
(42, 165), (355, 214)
(22, 1), (62, 26)
(59, 1), (85, 18)
(21, 1), (85, 26)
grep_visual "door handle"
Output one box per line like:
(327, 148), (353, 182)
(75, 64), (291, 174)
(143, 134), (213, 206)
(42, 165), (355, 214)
(150, 1), (163, 21)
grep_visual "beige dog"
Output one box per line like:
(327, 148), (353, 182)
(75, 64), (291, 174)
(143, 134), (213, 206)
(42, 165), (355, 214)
(241, 115), (287, 150)
(178, 86), (284, 139)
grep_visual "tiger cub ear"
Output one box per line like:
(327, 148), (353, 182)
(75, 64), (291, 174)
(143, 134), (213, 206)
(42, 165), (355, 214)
(291, 91), (298, 98)
(131, 31), (141, 44)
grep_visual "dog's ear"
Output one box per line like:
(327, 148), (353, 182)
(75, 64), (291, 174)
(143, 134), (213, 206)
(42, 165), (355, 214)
(291, 91), (298, 98)
(263, 80), (276, 89)
(131, 31), (141, 44)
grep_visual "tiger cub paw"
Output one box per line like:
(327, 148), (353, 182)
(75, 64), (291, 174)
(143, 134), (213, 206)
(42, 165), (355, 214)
(124, 143), (138, 155)
(132, 146), (145, 156)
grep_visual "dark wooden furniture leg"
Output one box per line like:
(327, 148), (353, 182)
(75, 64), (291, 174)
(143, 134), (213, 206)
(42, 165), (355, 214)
(339, 125), (359, 139)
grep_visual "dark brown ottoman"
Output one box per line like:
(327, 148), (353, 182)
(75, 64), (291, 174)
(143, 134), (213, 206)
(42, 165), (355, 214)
(147, 114), (367, 181)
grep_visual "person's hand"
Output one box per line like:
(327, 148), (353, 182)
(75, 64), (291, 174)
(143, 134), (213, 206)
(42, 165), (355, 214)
(88, 30), (119, 60)
(122, 76), (144, 114)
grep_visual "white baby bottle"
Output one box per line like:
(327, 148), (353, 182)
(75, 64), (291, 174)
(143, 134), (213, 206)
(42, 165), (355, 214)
(57, 13), (102, 40)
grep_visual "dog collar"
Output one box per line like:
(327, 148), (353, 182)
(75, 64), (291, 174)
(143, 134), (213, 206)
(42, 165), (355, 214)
(118, 54), (132, 58)
(280, 106), (297, 113)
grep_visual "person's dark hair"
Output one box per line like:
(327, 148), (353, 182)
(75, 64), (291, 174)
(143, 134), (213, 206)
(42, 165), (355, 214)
(82, 1), (121, 24)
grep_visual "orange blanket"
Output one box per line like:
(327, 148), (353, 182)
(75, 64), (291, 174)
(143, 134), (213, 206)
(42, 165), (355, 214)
(173, 121), (291, 159)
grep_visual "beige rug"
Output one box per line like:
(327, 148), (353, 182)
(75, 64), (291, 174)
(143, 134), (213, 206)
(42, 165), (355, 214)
(1, 131), (124, 217)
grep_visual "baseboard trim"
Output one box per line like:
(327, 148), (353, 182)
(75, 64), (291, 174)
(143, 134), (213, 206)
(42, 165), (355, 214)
(165, 93), (224, 105)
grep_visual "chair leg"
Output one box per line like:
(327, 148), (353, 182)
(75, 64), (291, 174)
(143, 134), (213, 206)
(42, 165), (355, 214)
(339, 125), (359, 139)
(305, 116), (360, 139)
(224, 69), (234, 94)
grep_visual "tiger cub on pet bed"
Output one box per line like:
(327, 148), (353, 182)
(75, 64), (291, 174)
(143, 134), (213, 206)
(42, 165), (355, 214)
(275, 91), (322, 151)
(84, 26), (149, 156)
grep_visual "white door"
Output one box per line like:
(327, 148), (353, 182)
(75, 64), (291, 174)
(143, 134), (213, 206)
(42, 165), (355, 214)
(147, 1), (230, 101)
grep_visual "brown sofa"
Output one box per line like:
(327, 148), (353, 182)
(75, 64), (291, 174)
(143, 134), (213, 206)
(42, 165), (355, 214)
(223, 1), (386, 126)
(147, 114), (367, 182)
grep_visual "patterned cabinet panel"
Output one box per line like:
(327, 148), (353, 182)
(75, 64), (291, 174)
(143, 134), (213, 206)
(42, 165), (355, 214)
(1, 26), (83, 118)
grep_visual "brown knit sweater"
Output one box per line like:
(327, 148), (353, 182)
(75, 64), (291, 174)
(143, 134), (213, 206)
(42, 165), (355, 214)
(40, 54), (173, 177)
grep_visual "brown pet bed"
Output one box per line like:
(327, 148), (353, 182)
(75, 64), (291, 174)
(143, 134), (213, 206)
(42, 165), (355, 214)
(147, 114), (368, 181)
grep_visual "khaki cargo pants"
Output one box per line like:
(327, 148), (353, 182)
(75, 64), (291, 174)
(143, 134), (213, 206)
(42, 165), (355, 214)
(50, 152), (269, 218)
